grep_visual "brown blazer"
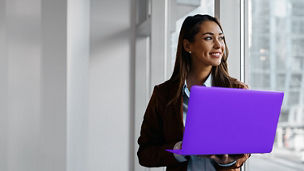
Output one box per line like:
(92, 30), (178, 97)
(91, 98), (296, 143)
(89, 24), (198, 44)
(137, 79), (250, 171)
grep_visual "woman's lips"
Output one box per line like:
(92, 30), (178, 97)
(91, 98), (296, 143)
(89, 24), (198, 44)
(209, 52), (222, 58)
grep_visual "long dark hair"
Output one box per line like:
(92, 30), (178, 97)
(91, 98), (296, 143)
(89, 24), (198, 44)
(169, 14), (245, 104)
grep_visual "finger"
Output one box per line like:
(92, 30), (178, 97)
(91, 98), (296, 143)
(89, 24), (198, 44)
(214, 155), (225, 160)
(208, 155), (218, 160)
(209, 155), (223, 163)
(230, 154), (244, 160)
(222, 154), (229, 163)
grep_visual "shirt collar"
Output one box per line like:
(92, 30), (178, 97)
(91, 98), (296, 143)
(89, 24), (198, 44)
(183, 80), (191, 98)
(183, 74), (211, 98)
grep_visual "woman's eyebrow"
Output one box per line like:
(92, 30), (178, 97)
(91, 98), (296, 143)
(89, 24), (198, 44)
(202, 32), (224, 36)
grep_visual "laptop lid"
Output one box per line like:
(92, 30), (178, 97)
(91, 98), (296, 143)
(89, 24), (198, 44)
(167, 86), (284, 155)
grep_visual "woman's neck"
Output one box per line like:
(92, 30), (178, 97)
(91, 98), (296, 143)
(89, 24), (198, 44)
(186, 65), (212, 89)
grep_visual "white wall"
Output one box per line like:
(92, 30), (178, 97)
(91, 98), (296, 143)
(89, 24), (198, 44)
(40, 0), (67, 170)
(67, 0), (89, 171)
(0, 0), (136, 169)
(0, 0), (8, 170)
(0, 0), (89, 170)
(88, 0), (135, 170)
(3, 0), (41, 170)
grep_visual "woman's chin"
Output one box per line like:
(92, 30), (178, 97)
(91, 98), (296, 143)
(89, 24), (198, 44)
(211, 61), (222, 66)
(209, 57), (222, 66)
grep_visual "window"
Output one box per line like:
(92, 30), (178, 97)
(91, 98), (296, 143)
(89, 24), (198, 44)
(246, 0), (304, 170)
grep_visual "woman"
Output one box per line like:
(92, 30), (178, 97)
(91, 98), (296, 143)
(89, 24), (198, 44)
(137, 14), (250, 171)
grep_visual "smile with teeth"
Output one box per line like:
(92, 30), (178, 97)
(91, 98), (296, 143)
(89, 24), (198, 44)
(210, 52), (221, 57)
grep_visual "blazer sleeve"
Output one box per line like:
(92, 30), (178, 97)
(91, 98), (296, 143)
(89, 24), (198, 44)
(137, 86), (183, 167)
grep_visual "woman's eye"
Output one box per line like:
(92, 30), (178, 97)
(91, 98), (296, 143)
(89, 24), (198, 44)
(219, 36), (225, 40)
(203, 37), (212, 40)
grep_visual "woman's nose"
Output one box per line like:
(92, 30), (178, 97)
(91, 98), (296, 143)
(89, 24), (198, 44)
(213, 39), (221, 49)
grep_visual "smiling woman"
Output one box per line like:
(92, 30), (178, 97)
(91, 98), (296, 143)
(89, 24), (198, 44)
(183, 21), (225, 67)
(137, 14), (250, 171)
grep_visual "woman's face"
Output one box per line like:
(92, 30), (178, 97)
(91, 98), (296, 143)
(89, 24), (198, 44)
(187, 21), (225, 67)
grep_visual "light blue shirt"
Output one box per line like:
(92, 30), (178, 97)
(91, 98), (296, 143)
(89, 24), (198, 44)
(183, 79), (216, 171)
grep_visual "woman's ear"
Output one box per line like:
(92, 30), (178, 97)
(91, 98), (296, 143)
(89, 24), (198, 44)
(183, 39), (191, 53)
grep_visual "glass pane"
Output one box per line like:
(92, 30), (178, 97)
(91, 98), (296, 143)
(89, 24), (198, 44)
(247, 0), (304, 170)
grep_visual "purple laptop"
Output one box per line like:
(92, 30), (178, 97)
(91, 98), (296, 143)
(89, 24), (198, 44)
(167, 86), (284, 155)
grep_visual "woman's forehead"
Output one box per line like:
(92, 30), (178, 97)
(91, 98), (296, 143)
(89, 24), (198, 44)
(199, 21), (223, 35)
